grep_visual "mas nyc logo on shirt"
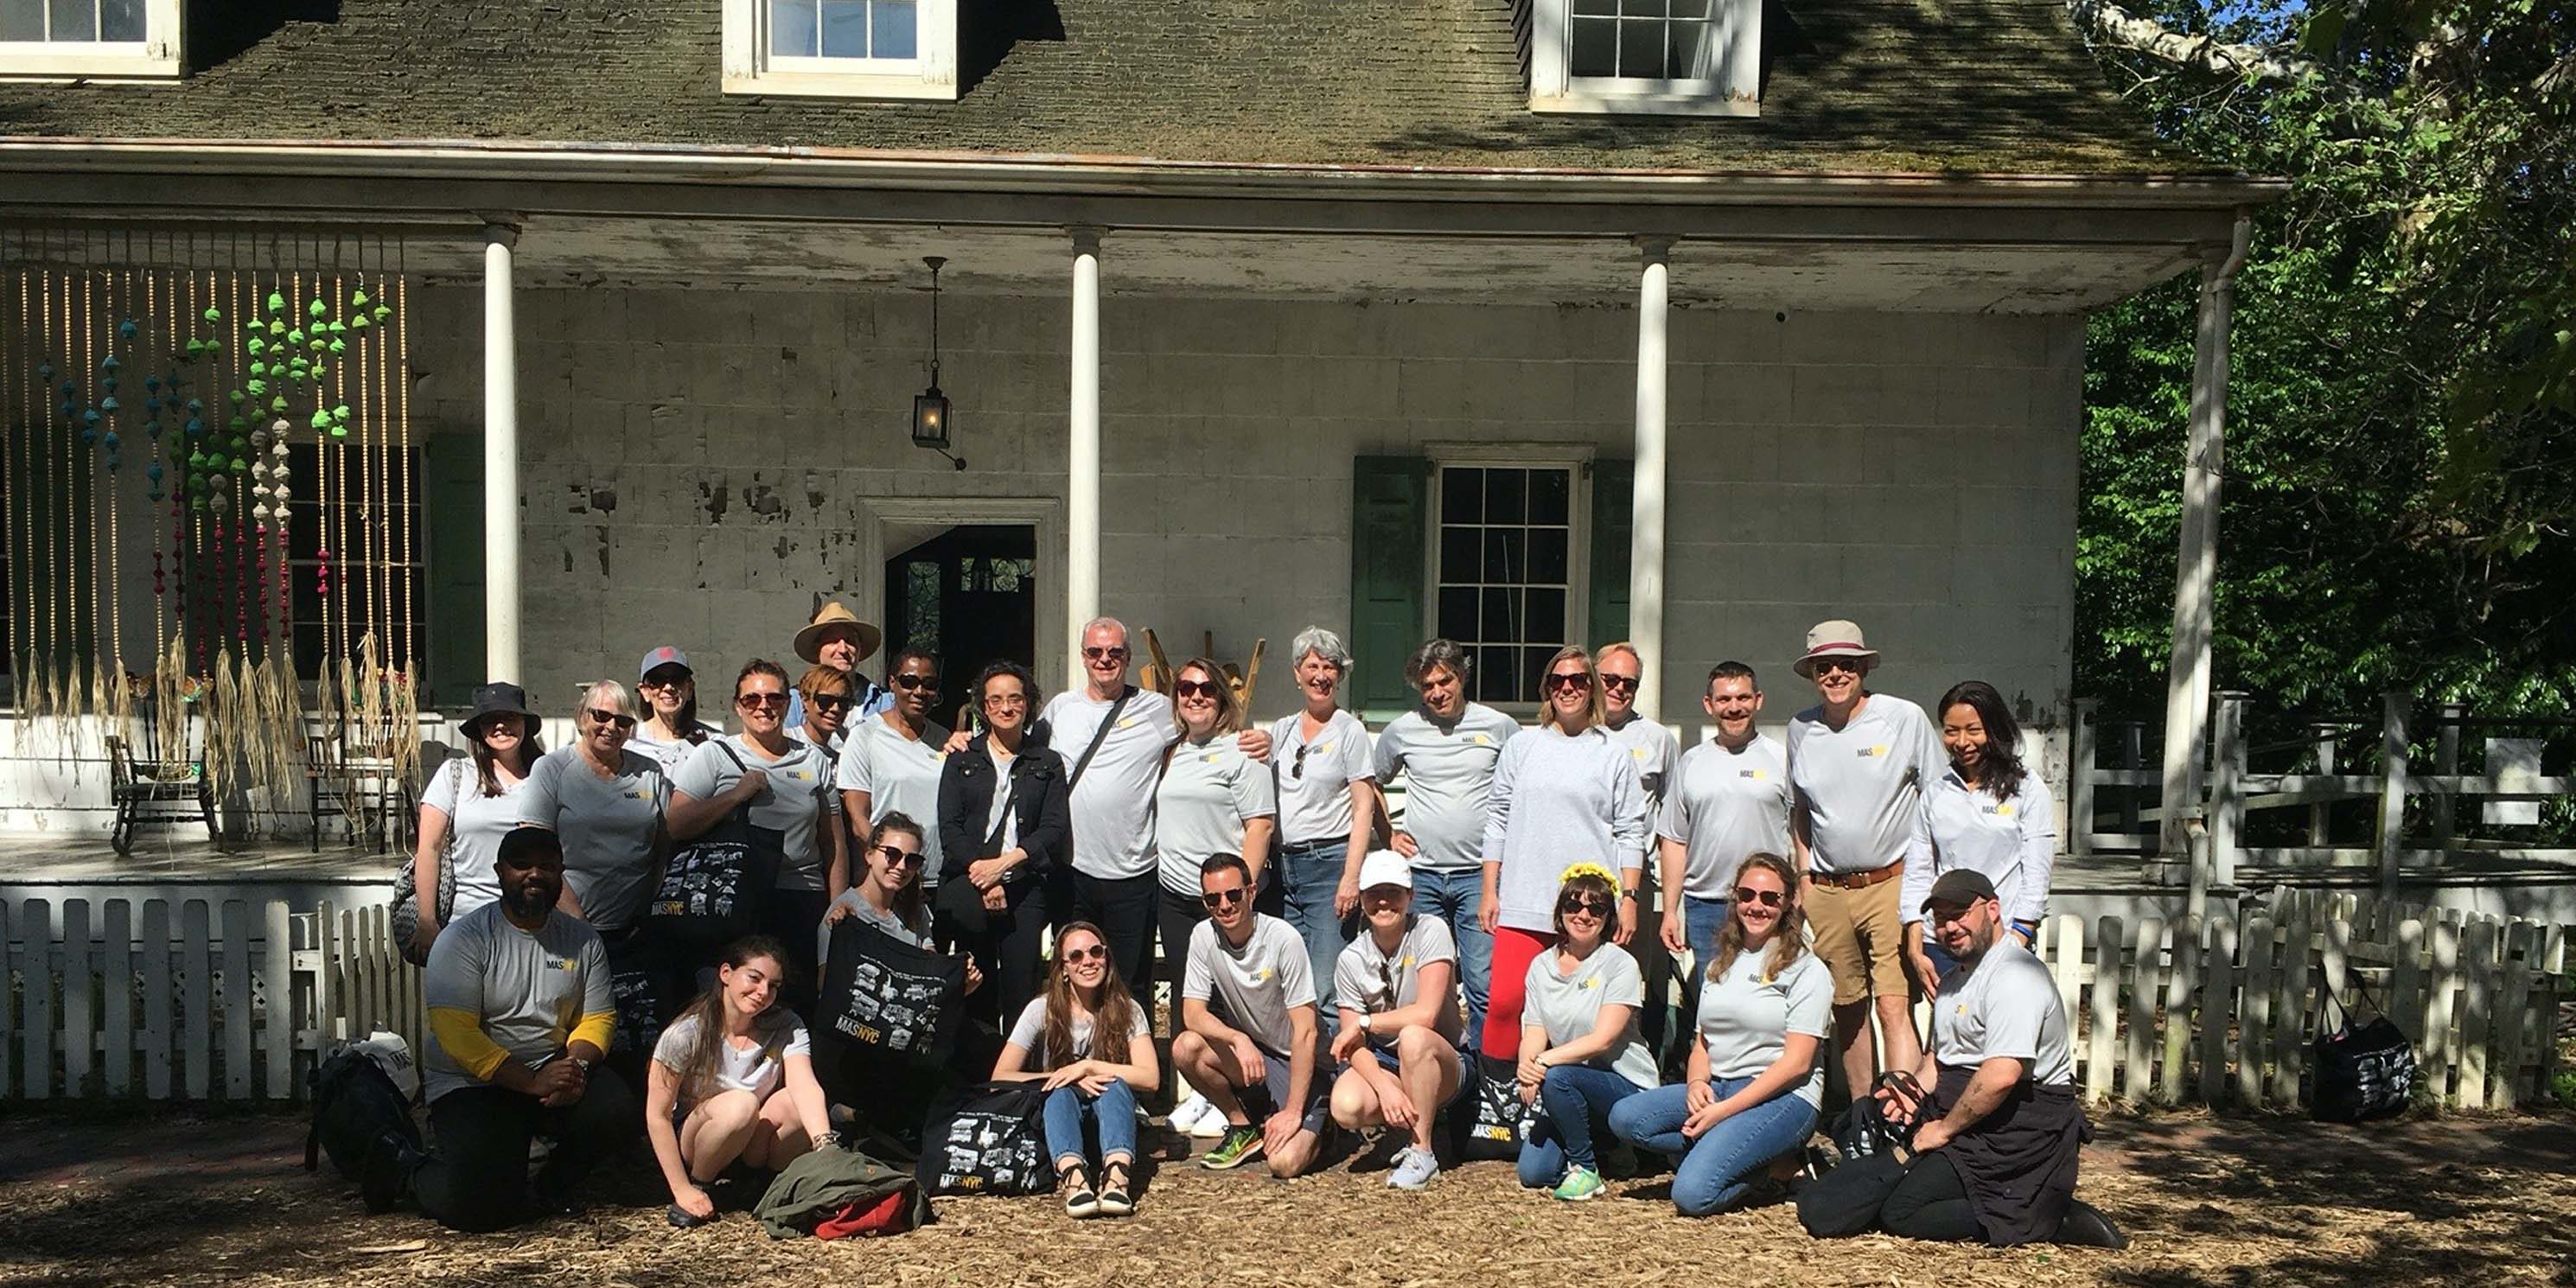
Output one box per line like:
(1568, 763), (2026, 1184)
(1983, 803), (2018, 818)
(1740, 768), (1769, 780)
(1857, 744), (1890, 759)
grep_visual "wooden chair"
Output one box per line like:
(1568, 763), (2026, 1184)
(306, 712), (415, 853)
(106, 732), (217, 857)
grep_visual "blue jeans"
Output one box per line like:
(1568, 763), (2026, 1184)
(1609, 1077), (1819, 1215)
(1515, 1064), (1644, 1184)
(1683, 896), (1728, 968)
(1411, 866), (1492, 1043)
(1041, 1079), (1139, 1170)
(1278, 839), (1351, 1030)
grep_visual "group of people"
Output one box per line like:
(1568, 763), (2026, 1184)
(370, 604), (2117, 1251)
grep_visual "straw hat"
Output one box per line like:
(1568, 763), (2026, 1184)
(794, 602), (883, 666)
(1793, 620), (1881, 679)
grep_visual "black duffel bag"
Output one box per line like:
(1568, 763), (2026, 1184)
(2313, 981), (2416, 1124)
(1799, 1072), (1923, 1239)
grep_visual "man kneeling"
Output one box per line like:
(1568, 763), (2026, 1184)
(1171, 855), (1329, 1176)
(1878, 870), (2126, 1249)
(1328, 851), (1464, 1189)
(374, 826), (635, 1230)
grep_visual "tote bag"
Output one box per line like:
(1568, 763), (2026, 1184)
(817, 916), (969, 1067)
(915, 1081), (1050, 1196)
(642, 743), (785, 956)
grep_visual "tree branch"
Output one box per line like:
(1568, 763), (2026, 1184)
(2066, 0), (2319, 82)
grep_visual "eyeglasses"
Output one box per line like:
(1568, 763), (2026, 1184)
(1201, 886), (1249, 909)
(1083, 646), (1129, 662)
(1062, 944), (1109, 964)
(1811, 657), (1865, 676)
(891, 673), (940, 692)
(1599, 674), (1641, 695)
(1557, 894), (1613, 918)
(983, 691), (1029, 709)
(875, 845), (925, 869)
(738, 692), (787, 711)
(807, 692), (851, 714)
(1175, 679), (1223, 700)
(1731, 886), (1786, 909)
(1542, 672), (1592, 694)
(639, 674), (689, 692)
(583, 708), (637, 730)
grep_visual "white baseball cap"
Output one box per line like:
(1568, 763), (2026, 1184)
(1358, 850), (1412, 893)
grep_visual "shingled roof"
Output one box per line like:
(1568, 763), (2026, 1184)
(0, 0), (2197, 176)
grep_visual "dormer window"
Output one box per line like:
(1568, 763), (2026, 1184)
(0, 0), (182, 80)
(1529, 0), (1759, 117)
(723, 0), (957, 100)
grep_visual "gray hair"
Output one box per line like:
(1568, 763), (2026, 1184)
(576, 679), (641, 721)
(1291, 625), (1353, 673)
(1081, 616), (1129, 647)
(1406, 638), (1471, 686)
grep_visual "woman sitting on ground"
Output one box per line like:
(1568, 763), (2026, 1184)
(1610, 851), (1827, 1215)
(992, 921), (1158, 1219)
(1516, 863), (1661, 1202)
(646, 935), (832, 1229)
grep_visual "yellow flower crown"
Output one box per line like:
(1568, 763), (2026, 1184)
(1557, 861), (1622, 897)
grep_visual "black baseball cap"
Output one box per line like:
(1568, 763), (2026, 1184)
(1922, 869), (1999, 912)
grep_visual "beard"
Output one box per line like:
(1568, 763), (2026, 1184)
(501, 876), (558, 921)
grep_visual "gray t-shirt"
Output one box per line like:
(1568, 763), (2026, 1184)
(1481, 725), (1648, 933)
(1904, 768), (2057, 929)
(1932, 940), (2073, 1087)
(833, 715), (953, 889)
(627, 720), (717, 775)
(1373, 703), (1519, 874)
(1603, 713), (1681, 815)
(650, 1009), (812, 1109)
(1787, 692), (1942, 877)
(518, 745), (667, 934)
(420, 757), (536, 921)
(1519, 942), (1659, 1089)
(818, 889), (935, 966)
(1043, 686), (1179, 880)
(1658, 734), (1794, 899)
(1331, 915), (1462, 1045)
(1153, 735), (1279, 896)
(1003, 993), (1148, 1072)
(1696, 947), (1832, 1107)
(1183, 913), (1316, 1062)
(421, 902), (612, 1105)
(670, 735), (843, 892)
(1269, 709), (1376, 848)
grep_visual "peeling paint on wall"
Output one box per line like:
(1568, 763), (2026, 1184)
(590, 488), (618, 513)
(596, 526), (612, 577)
(745, 482), (785, 520)
(699, 478), (729, 523)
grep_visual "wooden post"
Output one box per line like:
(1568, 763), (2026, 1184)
(2376, 692), (2410, 896)
(181, 899), (212, 1099)
(2210, 692), (2246, 891)
(2162, 915), (2197, 1105)
(2185, 820), (2212, 925)
(22, 899), (53, 1099)
(103, 900), (132, 1096)
(2200, 914), (2236, 1106)
(2239, 914), (2273, 1107)
(2309, 721), (2337, 846)
(62, 900), (92, 1096)
(315, 901), (339, 1049)
(2088, 915), (2123, 1106)
(221, 900), (253, 1100)
(141, 900), (172, 1100)
(2119, 722), (2144, 843)
(2458, 917), (2499, 1110)
(2389, 917), (2426, 1048)
(2426, 913), (2462, 1104)
(2432, 700), (2464, 849)
(2070, 698), (2098, 857)
(2127, 918), (2160, 1102)
(0, 900), (14, 1100)
(2052, 914), (2085, 1049)
(2272, 892), (2309, 1106)
(263, 901), (294, 1100)
(2495, 921), (2533, 1113)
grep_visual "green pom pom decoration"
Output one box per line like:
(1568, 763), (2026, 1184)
(349, 314), (372, 331)
(227, 389), (245, 405)
(245, 379), (267, 395)
(286, 328), (304, 346)
(328, 339), (347, 355)
(372, 304), (392, 322)
(309, 297), (328, 319)
(203, 306), (222, 322)
(267, 320), (285, 337)
(310, 409), (333, 430)
(332, 404), (351, 423)
(270, 394), (288, 412)
(329, 424), (349, 438)
(266, 292), (286, 314)
(351, 289), (371, 308)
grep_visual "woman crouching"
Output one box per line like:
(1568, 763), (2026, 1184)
(646, 935), (832, 1228)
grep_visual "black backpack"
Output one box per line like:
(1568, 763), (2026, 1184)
(305, 1048), (423, 1181)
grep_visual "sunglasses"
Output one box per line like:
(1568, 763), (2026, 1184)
(1062, 944), (1109, 964)
(583, 708), (638, 730)
(1810, 657), (1865, 675)
(1291, 743), (1310, 780)
(1175, 679), (1224, 700)
(1083, 646), (1129, 662)
(1542, 672), (1592, 694)
(639, 673), (690, 692)
(875, 845), (925, 869)
(1558, 894), (1613, 918)
(891, 673), (940, 692)
(738, 692), (787, 711)
(1731, 886), (1786, 909)
(1201, 886), (1249, 909)
(1599, 673), (1641, 695)
(807, 692), (851, 714)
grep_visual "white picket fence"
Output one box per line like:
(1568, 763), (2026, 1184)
(0, 896), (418, 1100)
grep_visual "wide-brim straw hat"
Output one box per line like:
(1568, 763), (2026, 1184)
(1793, 620), (1881, 679)
(794, 602), (883, 666)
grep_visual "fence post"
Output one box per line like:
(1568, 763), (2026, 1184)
(2272, 892), (2310, 1106)
(2070, 698), (2098, 857)
(2432, 700), (2464, 849)
(2495, 921), (2533, 1113)
(2088, 915), (2123, 1107)
(0, 900), (13, 1099)
(2119, 722), (2144, 842)
(103, 900), (133, 1096)
(263, 902), (294, 1100)
(2127, 918), (2160, 1103)
(2377, 692), (2410, 896)
(141, 900), (173, 1100)
(2458, 917), (2499, 1110)
(2200, 913), (2236, 1106)
(63, 900), (92, 1097)
(21, 898), (54, 1100)
(2309, 720), (2337, 846)
(2426, 914), (2462, 1104)
(182, 899), (212, 1099)
(2211, 692), (2246, 889)
(2239, 914), (2274, 1107)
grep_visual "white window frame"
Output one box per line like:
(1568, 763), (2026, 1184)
(1422, 443), (1594, 717)
(722, 0), (958, 101)
(0, 0), (182, 80)
(1527, 0), (1758, 118)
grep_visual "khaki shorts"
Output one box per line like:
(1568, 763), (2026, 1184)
(1805, 869), (1910, 1005)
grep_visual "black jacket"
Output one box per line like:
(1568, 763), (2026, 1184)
(935, 732), (1071, 887)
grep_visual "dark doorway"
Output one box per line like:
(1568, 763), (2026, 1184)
(883, 525), (1038, 732)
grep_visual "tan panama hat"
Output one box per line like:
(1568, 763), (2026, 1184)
(1793, 619), (1880, 679)
(794, 602), (883, 666)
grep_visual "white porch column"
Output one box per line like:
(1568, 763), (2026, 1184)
(481, 221), (521, 685)
(1067, 227), (1103, 653)
(1629, 237), (1673, 722)
(2157, 216), (2252, 856)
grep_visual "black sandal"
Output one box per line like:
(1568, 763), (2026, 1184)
(1095, 1160), (1135, 1216)
(1061, 1163), (1100, 1218)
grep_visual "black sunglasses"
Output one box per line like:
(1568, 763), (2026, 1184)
(1557, 894), (1613, 918)
(583, 708), (637, 730)
(1176, 679), (1224, 700)
(1201, 886), (1248, 909)
(891, 673), (940, 692)
(875, 845), (925, 869)
(1599, 674), (1641, 694)
(1810, 657), (1865, 675)
(1062, 944), (1109, 964)
(1542, 672), (1592, 693)
(807, 692), (851, 714)
(1731, 886), (1785, 909)
(1291, 743), (1310, 780)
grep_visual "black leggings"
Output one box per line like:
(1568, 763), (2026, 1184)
(939, 878), (1050, 1029)
(413, 1068), (638, 1232)
(1880, 1152), (2122, 1247)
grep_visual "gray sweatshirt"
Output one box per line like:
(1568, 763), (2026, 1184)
(1480, 724), (1647, 934)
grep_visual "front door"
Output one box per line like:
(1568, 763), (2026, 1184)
(883, 525), (1038, 732)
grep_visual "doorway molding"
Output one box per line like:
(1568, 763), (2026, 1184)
(858, 495), (1066, 698)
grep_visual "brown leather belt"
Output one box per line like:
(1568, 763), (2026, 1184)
(1812, 860), (1903, 890)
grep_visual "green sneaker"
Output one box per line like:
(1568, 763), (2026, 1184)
(1200, 1125), (1265, 1170)
(1551, 1164), (1606, 1202)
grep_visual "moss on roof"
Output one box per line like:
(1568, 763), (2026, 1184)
(0, 0), (2203, 175)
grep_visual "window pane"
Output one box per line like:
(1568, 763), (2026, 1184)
(1669, 12), (1712, 77)
(1572, 0), (1615, 12)
(818, 0), (867, 56)
(1483, 468), (1526, 525)
(1528, 468), (1570, 525)
(1480, 587), (1520, 642)
(1570, 16), (1616, 76)
(1439, 526), (1480, 583)
(1438, 587), (1478, 643)
(1669, 0), (1712, 16)
(1440, 467), (1483, 524)
(1620, 16), (1667, 78)
(1529, 527), (1569, 584)
(99, 0), (143, 41)
(1526, 588), (1566, 644)
(872, 0), (918, 59)
(1525, 647), (1560, 694)
(2, 0), (43, 41)
(47, 0), (92, 41)
(1623, 0), (1669, 15)
(1482, 528), (1524, 583)
(1477, 646), (1521, 704)
(770, 0), (819, 56)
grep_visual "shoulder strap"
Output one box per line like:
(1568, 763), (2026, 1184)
(1066, 685), (1135, 791)
(712, 739), (756, 824)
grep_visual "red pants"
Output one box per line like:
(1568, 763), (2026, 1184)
(1480, 925), (1559, 1060)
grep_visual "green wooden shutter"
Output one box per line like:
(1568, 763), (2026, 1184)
(1588, 458), (1634, 647)
(421, 432), (485, 707)
(1349, 456), (1430, 721)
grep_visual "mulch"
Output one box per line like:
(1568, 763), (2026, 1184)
(3, 1108), (2573, 1288)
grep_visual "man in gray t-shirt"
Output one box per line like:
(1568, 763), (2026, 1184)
(1172, 855), (1329, 1177)
(1372, 638), (1517, 1048)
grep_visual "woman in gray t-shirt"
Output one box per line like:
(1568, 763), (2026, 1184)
(1514, 864), (1655, 1202)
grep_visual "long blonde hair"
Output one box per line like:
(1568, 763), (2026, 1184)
(1708, 851), (1809, 984)
(1537, 644), (1606, 732)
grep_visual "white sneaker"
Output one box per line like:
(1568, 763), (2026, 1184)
(1387, 1145), (1440, 1190)
(1168, 1094), (1211, 1132)
(1186, 1100), (1230, 1139)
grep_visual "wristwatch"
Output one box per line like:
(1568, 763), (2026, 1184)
(1357, 1013), (1373, 1035)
